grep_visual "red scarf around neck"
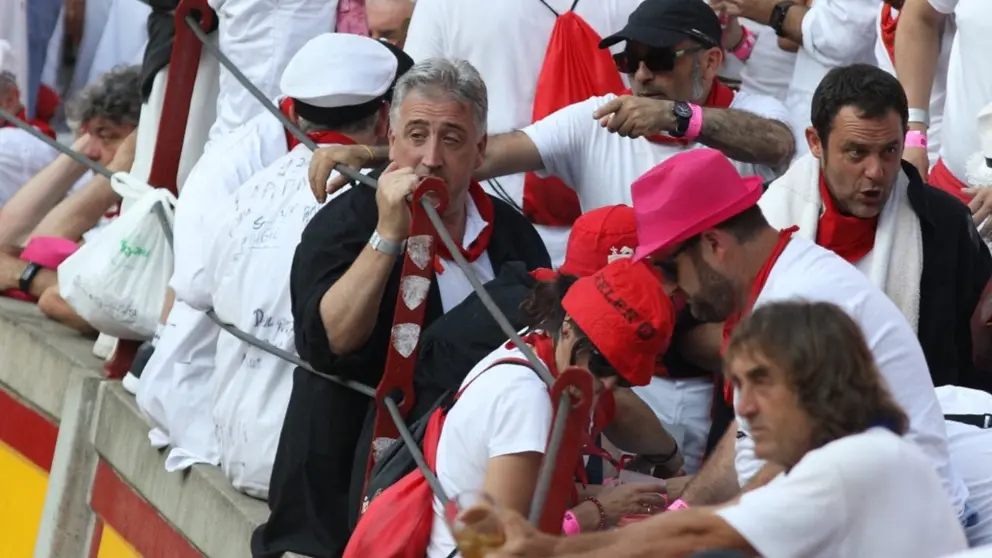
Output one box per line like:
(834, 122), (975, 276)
(1, 107), (57, 140)
(880, 4), (899, 65)
(720, 226), (798, 403)
(622, 79), (736, 145)
(279, 98), (358, 150)
(815, 174), (878, 263)
(434, 180), (494, 273)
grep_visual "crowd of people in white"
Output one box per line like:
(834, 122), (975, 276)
(3, 0), (992, 556)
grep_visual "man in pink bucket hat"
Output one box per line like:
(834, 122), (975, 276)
(628, 148), (973, 532)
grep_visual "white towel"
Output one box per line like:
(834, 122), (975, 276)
(759, 153), (923, 333)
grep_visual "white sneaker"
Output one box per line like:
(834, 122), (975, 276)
(93, 333), (117, 360)
(122, 372), (140, 395)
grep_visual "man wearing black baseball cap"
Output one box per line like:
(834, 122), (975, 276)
(599, 0), (724, 53)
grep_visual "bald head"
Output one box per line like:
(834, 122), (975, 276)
(367, 0), (415, 48)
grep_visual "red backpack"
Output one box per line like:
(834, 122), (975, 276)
(343, 357), (533, 558)
(523, 2), (627, 227)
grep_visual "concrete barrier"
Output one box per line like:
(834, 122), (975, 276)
(0, 298), (270, 558)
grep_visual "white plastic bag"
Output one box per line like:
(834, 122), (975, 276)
(58, 172), (176, 340)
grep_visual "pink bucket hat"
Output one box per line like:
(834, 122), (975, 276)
(631, 149), (764, 261)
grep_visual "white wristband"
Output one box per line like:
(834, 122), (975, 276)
(908, 108), (930, 128)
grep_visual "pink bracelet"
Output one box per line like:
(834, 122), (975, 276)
(667, 498), (691, 511)
(685, 104), (703, 142)
(905, 130), (928, 149)
(731, 26), (756, 62)
(562, 510), (581, 536)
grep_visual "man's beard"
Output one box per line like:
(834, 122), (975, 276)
(688, 255), (738, 323)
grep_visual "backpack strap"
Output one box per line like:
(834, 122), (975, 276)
(454, 357), (535, 401)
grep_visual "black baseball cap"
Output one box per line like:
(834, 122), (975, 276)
(599, 0), (723, 51)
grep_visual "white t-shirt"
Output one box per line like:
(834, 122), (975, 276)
(928, 0), (992, 180)
(734, 237), (970, 519)
(0, 128), (58, 206)
(403, 0), (645, 266)
(874, 6), (954, 168)
(938, 386), (992, 547)
(786, 0), (882, 157)
(522, 92), (790, 213)
(427, 343), (553, 558)
(718, 428), (968, 558)
(738, 22), (797, 103)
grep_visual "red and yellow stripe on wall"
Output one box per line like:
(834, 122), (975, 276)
(0, 387), (201, 557)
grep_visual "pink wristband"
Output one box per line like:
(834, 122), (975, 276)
(667, 498), (691, 511)
(731, 26), (756, 62)
(685, 104), (703, 141)
(562, 510), (581, 535)
(905, 130), (928, 149)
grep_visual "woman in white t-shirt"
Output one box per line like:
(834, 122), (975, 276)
(426, 259), (676, 558)
(490, 300), (968, 558)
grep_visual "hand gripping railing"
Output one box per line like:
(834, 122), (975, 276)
(180, 15), (591, 531)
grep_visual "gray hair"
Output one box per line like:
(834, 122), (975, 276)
(0, 71), (16, 93)
(67, 65), (142, 129)
(389, 58), (488, 138)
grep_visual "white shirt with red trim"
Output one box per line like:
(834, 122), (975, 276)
(927, 0), (992, 180)
(436, 195), (496, 312)
(736, 237), (969, 520)
(428, 341), (553, 558)
(718, 428), (968, 558)
(522, 91), (789, 213)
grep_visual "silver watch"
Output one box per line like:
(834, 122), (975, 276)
(369, 230), (406, 257)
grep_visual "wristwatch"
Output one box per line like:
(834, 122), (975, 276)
(769, 0), (797, 37)
(369, 230), (405, 257)
(19, 262), (42, 293)
(670, 102), (693, 138)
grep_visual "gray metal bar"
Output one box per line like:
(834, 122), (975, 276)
(205, 309), (377, 398)
(151, 202), (174, 249)
(0, 107), (113, 178)
(384, 397), (449, 507)
(181, 15), (378, 189)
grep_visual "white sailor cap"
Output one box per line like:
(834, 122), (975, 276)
(280, 33), (401, 110)
(0, 40), (18, 79)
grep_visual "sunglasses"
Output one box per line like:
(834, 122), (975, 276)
(570, 338), (632, 388)
(612, 45), (706, 74)
(655, 238), (698, 282)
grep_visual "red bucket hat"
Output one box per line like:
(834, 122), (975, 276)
(631, 149), (763, 262)
(559, 204), (638, 277)
(562, 259), (675, 386)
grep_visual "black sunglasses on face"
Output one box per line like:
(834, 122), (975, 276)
(613, 45), (706, 74)
(655, 241), (693, 282)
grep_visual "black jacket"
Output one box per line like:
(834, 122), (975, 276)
(251, 183), (550, 558)
(906, 163), (992, 393)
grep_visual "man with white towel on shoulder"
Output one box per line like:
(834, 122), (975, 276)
(759, 63), (992, 394)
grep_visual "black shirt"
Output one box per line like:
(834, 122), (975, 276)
(906, 163), (992, 393)
(251, 182), (550, 558)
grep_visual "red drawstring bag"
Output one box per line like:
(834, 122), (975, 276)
(523, 8), (627, 227)
(344, 358), (532, 558)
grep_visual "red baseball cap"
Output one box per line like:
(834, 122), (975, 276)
(562, 259), (675, 386)
(631, 149), (763, 262)
(559, 205), (638, 277)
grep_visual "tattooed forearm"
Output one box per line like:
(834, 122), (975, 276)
(698, 108), (796, 168)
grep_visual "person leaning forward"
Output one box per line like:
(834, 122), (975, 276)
(254, 58), (550, 558)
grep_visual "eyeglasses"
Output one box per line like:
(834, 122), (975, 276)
(612, 45), (706, 74)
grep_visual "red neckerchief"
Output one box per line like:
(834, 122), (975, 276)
(278, 98), (358, 150)
(529, 268), (560, 283)
(880, 4), (898, 65)
(1, 107), (57, 140)
(621, 79), (736, 145)
(815, 174), (878, 263)
(507, 331), (618, 488)
(720, 226), (799, 403)
(434, 181), (494, 273)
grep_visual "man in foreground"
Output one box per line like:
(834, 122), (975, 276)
(490, 301), (968, 558)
